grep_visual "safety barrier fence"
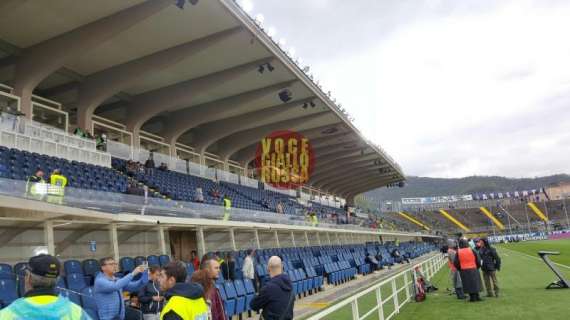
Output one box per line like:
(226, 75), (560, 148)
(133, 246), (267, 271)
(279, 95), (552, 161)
(0, 178), (433, 237)
(306, 253), (446, 320)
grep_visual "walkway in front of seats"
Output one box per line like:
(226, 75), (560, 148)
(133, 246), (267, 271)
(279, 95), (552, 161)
(242, 252), (438, 319)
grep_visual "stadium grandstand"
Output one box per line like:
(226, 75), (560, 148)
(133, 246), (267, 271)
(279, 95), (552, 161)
(0, 1), (445, 320)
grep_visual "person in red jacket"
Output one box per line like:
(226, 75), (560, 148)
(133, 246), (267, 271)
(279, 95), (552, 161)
(189, 250), (200, 271)
(454, 238), (483, 302)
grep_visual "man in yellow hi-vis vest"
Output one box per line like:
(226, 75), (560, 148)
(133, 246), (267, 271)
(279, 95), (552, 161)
(222, 195), (231, 221)
(159, 261), (208, 320)
(47, 169), (67, 204)
(0, 254), (91, 320)
(49, 169), (67, 195)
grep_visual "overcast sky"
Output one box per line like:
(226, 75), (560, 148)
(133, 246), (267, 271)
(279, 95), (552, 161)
(238, 0), (570, 178)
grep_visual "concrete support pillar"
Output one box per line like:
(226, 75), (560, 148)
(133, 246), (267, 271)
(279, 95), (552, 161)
(290, 231), (296, 247)
(327, 232), (332, 245)
(132, 127), (141, 159)
(274, 230), (280, 248)
(336, 233), (341, 245)
(13, 0), (173, 120)
(197, 227), (206, 258)
(229, 228), (237, 251)
(158, 226), (167, 255)
(254, 229), (261, 249)
(109, 223), (120, 262)
(304, 231), (310, 247)
(44, 221), (55, 255)
(316, 232), (322, 246)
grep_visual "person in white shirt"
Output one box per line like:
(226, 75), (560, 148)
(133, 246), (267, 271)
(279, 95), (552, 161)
(242, 249), (256, 291)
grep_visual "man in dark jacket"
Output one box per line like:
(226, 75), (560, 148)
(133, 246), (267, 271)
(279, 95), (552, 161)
(477, 238), (501, 297)
(250, 256), (294, 320)
(138, 265), (164, 320)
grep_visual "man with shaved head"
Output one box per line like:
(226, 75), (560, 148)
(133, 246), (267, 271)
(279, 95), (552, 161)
(250, 256), (294, 320)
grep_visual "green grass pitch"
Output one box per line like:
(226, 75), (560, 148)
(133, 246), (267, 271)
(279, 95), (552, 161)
(324, 239), (570, 320)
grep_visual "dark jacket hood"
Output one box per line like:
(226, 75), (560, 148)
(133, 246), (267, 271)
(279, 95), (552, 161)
(165, 282), (204, 300)
(272, 273), (292, 292)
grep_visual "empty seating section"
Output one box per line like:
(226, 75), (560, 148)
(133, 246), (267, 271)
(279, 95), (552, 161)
(205, 241), (435, 318)
(0, 146), (127, 193)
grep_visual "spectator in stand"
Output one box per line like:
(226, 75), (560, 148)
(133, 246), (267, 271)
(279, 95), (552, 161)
(220, 253), (235, 281)
(191, 259), (225, 320)
(242, 249), (257, 291)
(194, 187), (204, 203)
(159, 261), (207, 320)
(95, 257), (148, 320)
(189, 250), (200, 271)
(138, 265), (164, 320)
(145, 153), (155, 176)
(250, 256), (294, 320)
(209, 187), (221, 199)
(454, 238), (483, 302)
(0, 254), (91, 320)
(26, 168), (45, 195)
(158, 163), (168, 171)
(374, 252), (385, 269)
(276, 202), (284, 214)
(365, 253), (380, 271)
(222, 195), (231, 221)
(477, 238), (501, 298)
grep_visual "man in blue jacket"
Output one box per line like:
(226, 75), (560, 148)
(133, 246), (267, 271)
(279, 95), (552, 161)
(250, 256), (294, 320)
(94, 257), (148, 320)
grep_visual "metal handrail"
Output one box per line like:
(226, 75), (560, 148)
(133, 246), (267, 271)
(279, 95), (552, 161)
(306, 253), (446, 320)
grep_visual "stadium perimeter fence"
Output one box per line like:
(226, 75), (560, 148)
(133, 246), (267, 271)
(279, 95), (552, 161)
(306, 253), (446, 320)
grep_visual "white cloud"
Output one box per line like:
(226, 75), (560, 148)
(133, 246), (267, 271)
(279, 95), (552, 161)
(252, 0), (570, 178)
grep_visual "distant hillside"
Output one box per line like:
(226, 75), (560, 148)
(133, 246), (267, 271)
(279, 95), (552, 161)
(364, 174), (570, 202)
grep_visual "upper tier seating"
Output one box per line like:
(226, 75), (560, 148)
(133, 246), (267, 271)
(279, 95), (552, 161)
(0, 146), (127, 193)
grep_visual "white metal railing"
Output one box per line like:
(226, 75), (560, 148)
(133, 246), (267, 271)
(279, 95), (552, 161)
(306, 253), (446, 320)
(0, 113), (111, 167)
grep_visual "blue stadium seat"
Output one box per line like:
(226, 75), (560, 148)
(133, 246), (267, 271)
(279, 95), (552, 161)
(0, 263), (12, 276)
(134, 256), (146, 267)
(243, 278), (256, 308)
(216, 283), (235, 318)
(120, 257), (135, 274)
(224, 281), (245, 316)
(66, 273), (86, 292)
(147, 255), (159, 266)
(81, 286), (99, 320)
(82, 259), (100, 277)
(0, 276), (17, 307)
(64, 260), (83, 275)
(158, 255), (170, 267)
(233, 279), (250, 311)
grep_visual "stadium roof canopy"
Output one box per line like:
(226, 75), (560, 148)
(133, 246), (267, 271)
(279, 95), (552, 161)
(0, 0), (404, 199)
